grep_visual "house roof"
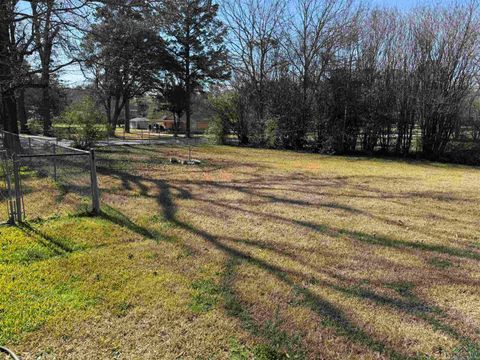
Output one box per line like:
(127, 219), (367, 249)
(130, 117), (150, 123)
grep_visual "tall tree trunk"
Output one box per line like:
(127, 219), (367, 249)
(110, 95), (126, 136)
(0, 2), (20, 150)
(173, 112), (178, 137)
(0, 102), (4, 132)
(16, 88), (27, 133)
(185, 32), (191, 138)
(105, 96), (112, 126)
(0, 2), (14, 133)
(185, 85), (191, 138)
(2, 89), (18, 134)
(41, 71), (52, 136)
(2, 88), (20, 151)
(124, 97), (130, 133)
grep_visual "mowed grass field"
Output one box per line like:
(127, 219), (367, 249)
(1, 145), (480, 359)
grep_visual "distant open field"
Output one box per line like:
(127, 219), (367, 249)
(1, 145), (479, 359)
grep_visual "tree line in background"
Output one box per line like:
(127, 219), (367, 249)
(0, 0), (228, 141)
(213, 0), (480, 164)
(2, 0), (480, 164)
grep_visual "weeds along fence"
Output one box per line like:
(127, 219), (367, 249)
(0, 130), (99, 224)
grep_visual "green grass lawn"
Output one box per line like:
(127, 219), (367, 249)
(112, 127), (166, 140)
(1, 145), (480, 359)
(51, 123), (174, 142)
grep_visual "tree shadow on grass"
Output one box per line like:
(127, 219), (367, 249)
(99, 204), (177, 244)
(158, 175), (480, 359)
(174, 208), (479, 358)
(153, 178), (419, 360)
(178, 219), (416, 359)
(168, 175), (476, 240)
(224, 234), (480, 342)
(97, 162), (150, 194)
(97, 151), (480, 275)
(95, 151), (479, 358)
(196, 198), (480, 263)
(340, 230), (480, 262)
(221, 257), (307, 359)
(18, 222), (76, 255)
(97, 148), (476, 235)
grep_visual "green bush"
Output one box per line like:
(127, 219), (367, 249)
(205, 116), (226, 144)
(57, 96), (106, 149)
(27, 119), (43, 135)
(264, 118), (278, 148)
(208, 92), (242, 144)
(52, 124), (72, 140)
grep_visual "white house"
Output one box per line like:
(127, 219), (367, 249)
(129, 117), (150, 130)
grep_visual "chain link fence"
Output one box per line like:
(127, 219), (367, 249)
(0, 150), (15, 224)
(0, 130), (99, 223)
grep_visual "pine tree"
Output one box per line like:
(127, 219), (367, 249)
(159, 0), (230, 137)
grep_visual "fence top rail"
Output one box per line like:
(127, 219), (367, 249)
(1, 129), (55, 142)
(18, 153), (89, 159)
(0, 130), (89, 155)
(52, 144), (90, 155)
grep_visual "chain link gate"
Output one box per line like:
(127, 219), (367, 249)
(0, 131), (100, 223)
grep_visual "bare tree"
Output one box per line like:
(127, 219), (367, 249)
(411, 2), (480, 158)
(222, 0), (286, 136)
(30, 0), (92, 135)
(284, 0), (361, 148)
(0, 0), (35, 136)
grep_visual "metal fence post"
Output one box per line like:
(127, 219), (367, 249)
(53, 143), (57, 181)
(1, 152), (15, 224)
(12, 154), (23, 222)
(89, 149), (100, 215)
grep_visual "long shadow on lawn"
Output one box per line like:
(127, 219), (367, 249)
(100, 205), (157, 240)
(95, 158), (408, 359)
(12, 206), (177, 271)
(19, 222), (76, 255)
(160, 187), (480, 358)
(104, 149), (478, 261)
(166, 174), (477, 240)
(153, 178), (419, 359)
(99, 204), (178, 244)
(194, 198), (480, 263)
(225, 233), (480, 337)
(97, 156), (479, 358)
(221, 257), (307, 358)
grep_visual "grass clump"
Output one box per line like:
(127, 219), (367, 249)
(112, 301), (134, 317)
(229, 338), (251, 359)
(229, 337), (300, 360)
(427, 257), (453, 269)
(189, 279), (221, 313)
(0, 227), (56, 264)
(452, 343), (480, 360)
(385, 282), (415, 297)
